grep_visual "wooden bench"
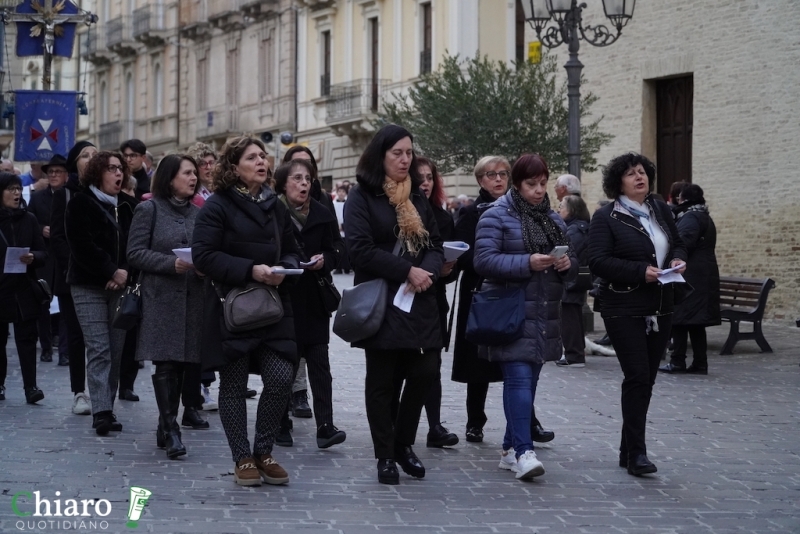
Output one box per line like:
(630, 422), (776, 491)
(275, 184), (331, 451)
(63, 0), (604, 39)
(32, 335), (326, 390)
(718, 276), (776, 355)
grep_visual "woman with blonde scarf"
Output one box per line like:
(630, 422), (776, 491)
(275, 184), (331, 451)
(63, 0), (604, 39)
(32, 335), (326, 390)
(343, 124), (444, 485)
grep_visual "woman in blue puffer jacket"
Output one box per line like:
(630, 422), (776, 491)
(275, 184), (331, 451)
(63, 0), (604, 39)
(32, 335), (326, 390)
(473, 154), (577, 480)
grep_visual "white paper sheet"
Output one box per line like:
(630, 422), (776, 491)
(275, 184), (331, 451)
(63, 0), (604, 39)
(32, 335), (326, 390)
(271, 267), (304, 275)
(49, 296), (60, 315)
(443, 241), (470, 262)
(4, 247), (29, 274)
(393, 282), (415, 313)
(172, 248), (193, 265)
(657, 271), (686, 284)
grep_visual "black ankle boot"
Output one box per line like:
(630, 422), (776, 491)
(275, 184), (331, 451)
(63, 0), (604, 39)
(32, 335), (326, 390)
(377, 459), (399, 485)
(93, 410), (113, 436)
(152, 372), (187, 459)
(181, 407), (209, 429)
(531, 408), (555, 443)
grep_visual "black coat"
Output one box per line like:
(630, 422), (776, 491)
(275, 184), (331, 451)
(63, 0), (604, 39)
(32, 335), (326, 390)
(192, 188), (302, 370)
(65, 188), (138, 288)
(588, 197), (688, 318)
(27, 186), (56, 287)
(432, 204), (457, 349)
(287, 198), (343, 346)
(562, 218), (590, 305)
(672, 208), (721, 326)
(450, 188), (503, 384)
(0, 207), (48, 322)
(49, 174), (80, 295)
(343, 182), (444, 351)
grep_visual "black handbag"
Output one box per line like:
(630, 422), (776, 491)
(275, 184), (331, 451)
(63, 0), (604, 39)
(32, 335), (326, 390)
(31, 278), (53, 306)
(314, 273), (341, 314)
(465, 280), (527, 347)
(574, 266), (595, 292)
(112, 283), (142, 330)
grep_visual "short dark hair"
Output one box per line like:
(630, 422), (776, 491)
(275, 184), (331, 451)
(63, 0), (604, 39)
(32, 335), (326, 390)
(560, 194), (590, 222)
(274, 159), (315, 195)
(669, 181), (689, 204)
(416, 155), (446, 208)
(214, 136), (268, 191)
(119, 139), (146, 155)
(511, 153), (549, 188)
(81, 151), (128, 188)
(680, 183), (705, 204)
(356, 124), (420, 193)
(151, 154), (199, 199)
(282, 146), (318, 180)
(0, 171), (22, 191)
(601, 152), (656, 199)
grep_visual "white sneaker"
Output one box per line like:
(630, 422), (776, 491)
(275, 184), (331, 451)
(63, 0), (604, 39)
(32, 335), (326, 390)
(515, 450), (545, 479)
(72, 392), (91, 415)
(499, 449), (517, 471)
(201, 385), (218, 411)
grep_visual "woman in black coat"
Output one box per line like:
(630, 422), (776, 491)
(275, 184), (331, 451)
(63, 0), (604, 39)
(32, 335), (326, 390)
(192, 136), (301, 487)
(343, 124), (444, 485)
(660, 184), (720, 375)
(557, 194), (591, 367)
(273, 159), (346, 449)
(0, 173), (47, 404)
(416, 156), (459, 448)
(588, 152), (687, 477)
(66, 151), (138, 435)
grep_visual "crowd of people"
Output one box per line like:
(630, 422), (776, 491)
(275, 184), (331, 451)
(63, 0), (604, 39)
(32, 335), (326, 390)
(0, 123), (720, 486)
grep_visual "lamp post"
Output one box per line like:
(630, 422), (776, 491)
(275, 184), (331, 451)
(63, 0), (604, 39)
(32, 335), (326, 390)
(520, 0), (635, 179)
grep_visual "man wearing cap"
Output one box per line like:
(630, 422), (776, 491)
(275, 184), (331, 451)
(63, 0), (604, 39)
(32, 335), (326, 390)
(28, 155), (70, 364)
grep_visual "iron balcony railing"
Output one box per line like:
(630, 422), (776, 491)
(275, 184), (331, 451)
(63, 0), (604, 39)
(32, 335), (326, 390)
(133, 4), (167, 40)
(326, 78), (388, 123)
(106, 16), (134, 50)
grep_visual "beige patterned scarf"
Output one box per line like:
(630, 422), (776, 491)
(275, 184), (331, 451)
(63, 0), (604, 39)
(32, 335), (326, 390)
(383, 176), (430, 256)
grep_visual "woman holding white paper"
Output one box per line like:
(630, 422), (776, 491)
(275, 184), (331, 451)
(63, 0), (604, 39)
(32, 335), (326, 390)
(127, 154), (207, 459)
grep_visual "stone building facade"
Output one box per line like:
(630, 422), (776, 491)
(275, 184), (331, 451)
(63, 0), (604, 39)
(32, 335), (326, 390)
(534, 0), (799, 321)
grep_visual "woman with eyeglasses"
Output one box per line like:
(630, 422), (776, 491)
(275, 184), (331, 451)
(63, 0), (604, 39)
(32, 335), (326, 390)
(0, 172), (48, 404)
(188, 142), (217, 205)
(65, 151), (138, 435)
(273, 159), (346, 449)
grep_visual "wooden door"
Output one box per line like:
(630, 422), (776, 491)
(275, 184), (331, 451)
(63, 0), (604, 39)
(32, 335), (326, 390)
(656, 75), (693, 199)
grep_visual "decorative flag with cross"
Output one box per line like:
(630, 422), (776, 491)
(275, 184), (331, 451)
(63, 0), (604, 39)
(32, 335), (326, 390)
(14, 0), (80, 57)
(14, 90), (77, 162)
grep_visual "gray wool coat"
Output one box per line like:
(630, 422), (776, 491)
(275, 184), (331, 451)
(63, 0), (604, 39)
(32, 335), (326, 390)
(127, 198), (204, 363)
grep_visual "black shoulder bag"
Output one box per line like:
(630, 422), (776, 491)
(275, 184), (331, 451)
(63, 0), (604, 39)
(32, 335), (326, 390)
(112, 201), (156, 330)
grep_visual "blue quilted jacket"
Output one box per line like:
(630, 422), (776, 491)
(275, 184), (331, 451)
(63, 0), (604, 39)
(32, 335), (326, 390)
(473, 191), (578, 364)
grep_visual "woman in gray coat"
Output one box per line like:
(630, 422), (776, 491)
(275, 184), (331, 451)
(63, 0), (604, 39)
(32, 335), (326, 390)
(127, 154), (206, 459)
(474, 154), (577, 481)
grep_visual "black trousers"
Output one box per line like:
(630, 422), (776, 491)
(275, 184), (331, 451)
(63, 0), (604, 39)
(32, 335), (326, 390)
(423, 351), (443, 429)
(670, 325), (708, 369)
(0, 319), (39, 391)
(561, 302), (586, 364)
(302, 343), (335, 428)
(37, 303), (53, 353)
(58, 292), (87, 393)
(365, 348), (438, 459)
(119, 325), (140, 392)
(466, 381), (490, 430)
(605, 315), (672, 461)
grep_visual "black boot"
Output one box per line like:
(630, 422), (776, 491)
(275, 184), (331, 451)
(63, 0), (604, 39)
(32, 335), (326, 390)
(152, 371), (187, 459)
(291, 390), (312, 418)
(531, 407), (555, 443)
(181, 406), (210, 429)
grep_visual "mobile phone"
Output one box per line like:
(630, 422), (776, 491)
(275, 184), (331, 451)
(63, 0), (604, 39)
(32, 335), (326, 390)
(549, 246), (569, 259)
(300, 259), (320, 267)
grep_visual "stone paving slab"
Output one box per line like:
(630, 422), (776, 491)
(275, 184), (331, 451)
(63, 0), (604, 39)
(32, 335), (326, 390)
(0, 273), (798, 533)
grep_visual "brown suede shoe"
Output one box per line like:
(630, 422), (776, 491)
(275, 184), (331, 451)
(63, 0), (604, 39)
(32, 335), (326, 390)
(234, 458), (262, 486)
(254, 454), (289, 485)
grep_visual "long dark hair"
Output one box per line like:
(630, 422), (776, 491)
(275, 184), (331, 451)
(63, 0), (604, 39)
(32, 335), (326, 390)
(356, 124), (420, 193)
(416, 156), (446, 208)
(151, 154), (199, 199)
(282, 146), (319, 179)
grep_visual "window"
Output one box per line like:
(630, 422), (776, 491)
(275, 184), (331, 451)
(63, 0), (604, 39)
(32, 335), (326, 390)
(154, 63), (163, 116)
(100, 80), (108, 123)
(226, 46), (239, 105)
(368, 17), (379, 111)
(126, 72), (135, 138)
(515, 0), (525, 64)
(260, 30), (273, 97)
(320, 30), (331, 96)
(420, 3), (432, 74)
(197, 57), (207, 111)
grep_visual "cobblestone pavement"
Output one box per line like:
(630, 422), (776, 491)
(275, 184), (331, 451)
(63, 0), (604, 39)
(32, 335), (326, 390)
(0, 274), (798, 534)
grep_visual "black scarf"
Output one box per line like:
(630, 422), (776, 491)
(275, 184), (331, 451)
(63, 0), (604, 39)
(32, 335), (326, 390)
(510, 188), (568, 255)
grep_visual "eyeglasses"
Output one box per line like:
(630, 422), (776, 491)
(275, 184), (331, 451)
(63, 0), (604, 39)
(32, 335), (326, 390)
(289, 174), (312, 184)
(5, 186), (22, 193)
(483, 170), (510, 179)
(198, 160), (216, 168)
(122, 152), (142, 160)
(47, 169), (66, 175)
(106, 164), (124, 174)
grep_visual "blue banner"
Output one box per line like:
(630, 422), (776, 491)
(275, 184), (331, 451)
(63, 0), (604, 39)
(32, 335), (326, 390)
(15, 0), (79, 58)
(14, 90), (77, 162)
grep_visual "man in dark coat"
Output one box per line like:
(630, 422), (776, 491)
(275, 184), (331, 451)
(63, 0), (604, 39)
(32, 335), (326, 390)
(120, 139), (150, 201)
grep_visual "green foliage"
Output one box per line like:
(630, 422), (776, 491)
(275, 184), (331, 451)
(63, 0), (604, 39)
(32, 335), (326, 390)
(379, 53), (612, 175)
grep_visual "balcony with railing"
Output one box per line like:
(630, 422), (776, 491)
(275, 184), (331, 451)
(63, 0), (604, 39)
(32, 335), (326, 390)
(296, 0), (337, 7)
(98, 120), (134, 150)
(83, 31), (112, 65)
(179, 0), (211, 40)
(241, 0), (279, 20)
(326, 78), (388, 137)
(133, 4), (168, 46)
(107, 16), (136, 56)
(208, 0), (246, 31)
(195, 105), (241, 141)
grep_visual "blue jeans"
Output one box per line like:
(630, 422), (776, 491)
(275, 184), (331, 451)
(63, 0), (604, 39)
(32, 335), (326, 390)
(500, 361), (543, 458)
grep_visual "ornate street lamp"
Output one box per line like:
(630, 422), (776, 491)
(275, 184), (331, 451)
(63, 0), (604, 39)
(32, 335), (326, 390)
(520, 0), (635, 178)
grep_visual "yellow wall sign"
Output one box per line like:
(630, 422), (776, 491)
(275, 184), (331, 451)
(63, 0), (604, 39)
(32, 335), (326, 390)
(528, 41), (542, 64)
